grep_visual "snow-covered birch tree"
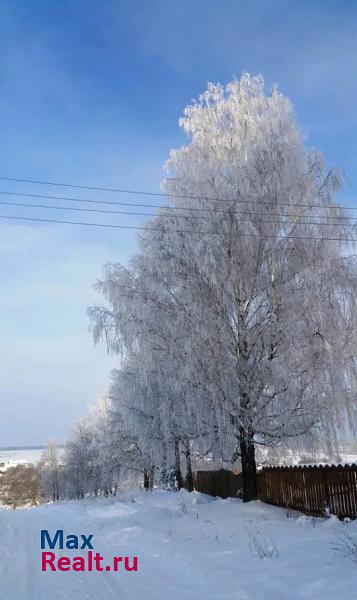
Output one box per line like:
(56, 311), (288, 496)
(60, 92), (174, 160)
(90, 74), (357, 501)
(90, 261), (220, 489)
(63, 394), (141, 497)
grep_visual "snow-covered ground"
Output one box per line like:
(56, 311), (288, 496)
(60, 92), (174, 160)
(0, 489), (355, 599)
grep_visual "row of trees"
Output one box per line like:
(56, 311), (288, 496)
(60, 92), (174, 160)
(38, 401), (143, 501)
(66, 74), (357, 501)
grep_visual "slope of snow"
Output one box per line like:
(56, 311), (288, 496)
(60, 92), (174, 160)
(0, 489), (355, 599)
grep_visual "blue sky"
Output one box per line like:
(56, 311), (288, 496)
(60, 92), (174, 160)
(0, 0), (356, 445)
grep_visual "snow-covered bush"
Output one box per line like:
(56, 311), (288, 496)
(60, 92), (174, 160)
(177, 493), (188, 515)
(0, 465), (41, 508)
(245, 526), (279, 559)
(333, 533), (357, 563)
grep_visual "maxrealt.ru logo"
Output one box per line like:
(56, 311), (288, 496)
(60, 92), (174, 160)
(41, 530), (138, 573)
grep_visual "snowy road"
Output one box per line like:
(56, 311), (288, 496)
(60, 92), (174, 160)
(0, 490), (356, 599)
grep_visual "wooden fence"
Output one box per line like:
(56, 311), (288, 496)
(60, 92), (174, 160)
(185, 469), (242, 499)
(185, 465), (357, 519)
(258, 464), (357, 519)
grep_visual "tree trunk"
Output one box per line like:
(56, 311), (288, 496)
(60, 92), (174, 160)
(183, 439), (194, 492)
(148, 465), (155, 491)
(160, 441), (167, 487)
(143, 469), (149, 491)
(174, 439), (183, 490)
(240, 427), (257, 502)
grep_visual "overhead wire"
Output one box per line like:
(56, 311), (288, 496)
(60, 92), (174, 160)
(0, 175), (356, 241)
(0, 199), (356, 229)
(0, 189), (356, 221)
(0, 213), (356, 242)
(1, 175), (357, 212)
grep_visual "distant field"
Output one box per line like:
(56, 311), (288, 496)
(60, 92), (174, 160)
(0, 447), (64, 469)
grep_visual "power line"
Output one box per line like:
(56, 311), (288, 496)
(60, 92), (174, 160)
(0, 189), (356, 221)
(0, 175), (356, 212)
(0, 189), (199, 211)
(0, 213), (356, 242)
(1, 199), (356, 229)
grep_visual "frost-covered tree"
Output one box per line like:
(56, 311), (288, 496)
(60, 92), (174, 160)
(40, 439), (63, 501)
(90, 74), (357, 501)
(90, 263), (217, 490)
(109, 358), (163, 489)
(63, 394), (139, 498)
(64, 418), (95, 499)
(88, 395), (121, 496)
(89, 393), (141, 495)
